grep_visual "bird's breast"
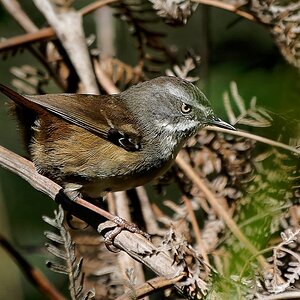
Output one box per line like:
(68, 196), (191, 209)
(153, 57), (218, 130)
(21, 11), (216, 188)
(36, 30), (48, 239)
(81, 154), (174, 198)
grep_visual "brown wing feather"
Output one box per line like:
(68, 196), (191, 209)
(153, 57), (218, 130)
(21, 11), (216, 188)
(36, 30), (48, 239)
(0, 84), (142, 151)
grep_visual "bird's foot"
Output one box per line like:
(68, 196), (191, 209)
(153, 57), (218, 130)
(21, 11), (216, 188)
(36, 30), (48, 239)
(59, 187), (151, 251)
(63, 183), (83, 201)
(104, 216), (151, 252)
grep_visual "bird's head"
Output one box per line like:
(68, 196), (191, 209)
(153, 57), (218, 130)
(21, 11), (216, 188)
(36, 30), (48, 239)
(122, 76), (235, 141)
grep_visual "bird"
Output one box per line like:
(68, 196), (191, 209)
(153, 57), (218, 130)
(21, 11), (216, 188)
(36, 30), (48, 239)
(0, 76), (235, 200)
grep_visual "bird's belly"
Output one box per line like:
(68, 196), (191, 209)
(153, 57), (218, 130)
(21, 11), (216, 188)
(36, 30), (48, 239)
(81, 158), (173, 198)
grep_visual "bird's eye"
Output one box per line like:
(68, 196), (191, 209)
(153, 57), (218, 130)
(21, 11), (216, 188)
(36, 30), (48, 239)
(181, 103), (192, 114)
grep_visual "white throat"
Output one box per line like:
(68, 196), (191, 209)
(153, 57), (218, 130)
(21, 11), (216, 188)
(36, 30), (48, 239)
(155, 119), (199, 134)
(153, 119), (199, 159)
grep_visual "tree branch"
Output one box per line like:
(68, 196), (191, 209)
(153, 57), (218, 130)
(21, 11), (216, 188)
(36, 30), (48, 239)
(0, 0), (119, 53)
(115, 274), (185, 300)
(0, 145), (201, 297)
(0, 233), (66, 300)
(191, 0), (258, 22)
(206, 126), (300, 155)
(175, 152), (270, 270)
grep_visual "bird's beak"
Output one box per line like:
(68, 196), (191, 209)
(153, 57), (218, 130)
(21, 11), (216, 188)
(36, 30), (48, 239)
(208, 117), (236, 131)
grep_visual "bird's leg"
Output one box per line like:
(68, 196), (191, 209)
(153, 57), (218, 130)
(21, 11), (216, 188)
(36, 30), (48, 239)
(61, 184), (151, 250)
(63, 182), (83, 201)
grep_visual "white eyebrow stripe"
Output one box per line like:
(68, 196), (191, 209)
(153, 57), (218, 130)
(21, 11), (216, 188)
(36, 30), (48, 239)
(164, 82), (189, 100)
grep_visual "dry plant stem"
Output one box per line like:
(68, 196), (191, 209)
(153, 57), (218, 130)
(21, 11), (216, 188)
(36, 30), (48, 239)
(135, 186), (161, 235)
(116, 274), (185, 300)
(191, 0), (258, 22)
(0, 233), (66, 300)
(80, 0), (119, 15)
(182, 196), (209, 266)
(94, 59), (120, 94)
(73, 196), (119, 222)
(1, 0), (38, 32)
(176, 152), (269, 270)
(0, 0), (119, 53)
(98, 221), (188, 287)
(107, 192), (116, 215)
(256, 291), (300, 300)
(0, 28), (55, 52)
(0, 146), (194, 295)
(206, 126), (300, 155)
(289, 206), (300, 228)
(33, 0), (99, 94)
(114, 191), (147, 293)
(95, 6), (115, 56)
(0, 0), (67, 90)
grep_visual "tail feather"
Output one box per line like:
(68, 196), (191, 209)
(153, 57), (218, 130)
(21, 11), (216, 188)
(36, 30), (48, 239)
(0, 84), (41, 150)
(0, 84), (44, 113)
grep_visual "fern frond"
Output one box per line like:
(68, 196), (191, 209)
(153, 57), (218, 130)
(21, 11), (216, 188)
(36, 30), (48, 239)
(113, 0), (174, 75)
(93, 55), (144, 90)
(43, 206), (94, 300)
(264, 229), (300, 294)
(149, 0), (198, 24)
(223, 82), (273, 128)
(46, 261), (69, 274)
(166, 54), (201, 82)
(10, 65), (49, 94)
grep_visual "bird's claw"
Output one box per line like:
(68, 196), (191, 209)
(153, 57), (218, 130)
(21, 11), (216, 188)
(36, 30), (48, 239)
(104, 216), (151, 251)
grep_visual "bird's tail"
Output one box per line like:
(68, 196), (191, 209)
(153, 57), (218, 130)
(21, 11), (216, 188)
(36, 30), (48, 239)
(0, 84), (43, 113)
(0, 84), (40, 150)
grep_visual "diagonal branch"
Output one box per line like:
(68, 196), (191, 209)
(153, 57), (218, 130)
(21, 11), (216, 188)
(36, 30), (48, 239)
(33, 0), (99, 94)
(206, 126), (300, 155)
(191, 0), (258, 22)
(0, 0), (119, 53)
(1, 0), (38, 32)
(0, 145), (200, 297)
(0, 232), (66, 300)
(175, 152), (270, 270)
(0, 0), (67, 90)
(116, 274), (185, 300)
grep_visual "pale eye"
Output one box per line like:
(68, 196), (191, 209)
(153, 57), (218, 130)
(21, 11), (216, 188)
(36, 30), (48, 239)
(181, 103), (192, 114)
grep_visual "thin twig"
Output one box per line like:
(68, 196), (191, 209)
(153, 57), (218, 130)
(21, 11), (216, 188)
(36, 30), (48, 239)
(0, 28), (55, 53)
(175, 152), (269, 270)
(79, 0), (119, 15)
(33, 0), (99, 94)
(0, 0), (120, 53)
(289, 206), (300, 228)
(115, 273), (185, 300)
(206, 126), (300, 155)
(113, 191), (147, 295)
(191, 0), (259, 22)
(182, 195), (209, 266)
(94, 58), (120, 94)
(0, 0), (67, 90)
(1, 0), (38, 32)
(0, 233), (66, 300)
(107, 192), (116, 215)
(256, 291), (300, 299)
(135, 186), (162, 235)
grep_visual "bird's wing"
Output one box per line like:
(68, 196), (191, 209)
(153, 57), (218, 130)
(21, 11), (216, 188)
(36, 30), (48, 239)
(0, 84), (142, 152)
